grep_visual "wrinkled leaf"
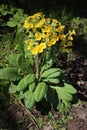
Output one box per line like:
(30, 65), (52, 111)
(44, 78), (60, 84)
(9, 83), (17, 94)
(56, 88), (73, 101)
(24, 91), (35, 109)
(0, 67), (20, 81)
(17, 74), (35, 91)
(34, 82), (47, 102)
(7, 20), (17, 27)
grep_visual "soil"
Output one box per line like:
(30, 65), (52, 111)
(66, 102), (87, 130)
(0, 35), (87, 130)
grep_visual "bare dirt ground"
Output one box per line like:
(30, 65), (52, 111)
(66, 101), (87, 130)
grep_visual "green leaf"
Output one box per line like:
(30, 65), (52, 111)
(56, 88), (73, 101)
(6, 53), (21, 67)
(40, 59), (53, 73)
(62, 83), (77, 94)
(14, 13), (21, 21)
(47, 70), (62, 78)
(24, 91), (35, 109)
(18, 54), (32, 73)
(41, 68), (61, 78)
(0, 67), (20, 81)
(29, 82), (36, 92)
(19, 91), (24, 100)
(6, 53), (32, 73)
(7, 20), (17, 27)
(34, 82), (47, 102)
(24, 90), (31, 98)
(43, 78), (60, 84)
(9, 83), (17, 94)
(17, 74), (35, 92)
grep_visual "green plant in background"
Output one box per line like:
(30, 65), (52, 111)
(0, 4), (28, 33)
(0, 4), (28, 55)
(7, 8), (28, 33)
(70, 17), (87, 36)
(36, 111), (73, 129)
(0, 12), (77, 113)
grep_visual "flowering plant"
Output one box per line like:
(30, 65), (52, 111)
(0, 12), (77, 113)
(24, 12), (76, 55)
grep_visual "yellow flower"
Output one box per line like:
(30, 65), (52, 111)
(31, 45), (39, 55)
(69, 30), (76, 35)
(29, 40), (34, 46)
(51, 39), (56, 45)
(35, 33), (41, 41)
(46, 38), (50, 42)
(29, 33), (33, 38)
(61, 41), (66, 46)
(72, 30), (76, 35)
(29, 23), (33, 28)
(60, 34), (66, 41)
(41, 33), (45, 38)
(34, 12), (42, 18)
(52, 19), (58, 23)
(52, 33), (59, 41)
(27, 45), (31, 50)
(57, 25), (65, 32)
(64, 48), (72, 53)
(24, 21), (30, 28)
(35, 19), (45, 28)
(42, 25), (52, 33)
(67, 41), (73, 46)
(47, 41), (53, 46)
(68, 36), (73, 41)
(45, 33), (51, 38)
(40, 43), (46, 49)
(29, 12), (42, 19)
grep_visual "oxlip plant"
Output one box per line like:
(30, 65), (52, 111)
(0, 12), (77, 113)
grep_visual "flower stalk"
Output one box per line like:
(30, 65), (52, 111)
(35, 55), (39, 79)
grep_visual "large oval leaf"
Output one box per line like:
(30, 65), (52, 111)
(34, 82), (47, 102)
(44, 78), (60, 84)
(24, 91), (35, 109)
(0, 67), (20, 81)
(62, 83), (77, 94)
(41, 68), (61, 78)
(47, 71), (62, 78)
(7, 20), (17, 27)
(56, 88), (73, 101)
(17, 74), (35, 91)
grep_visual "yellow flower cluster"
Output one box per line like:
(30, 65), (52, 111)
(24, 12), (76, 55)
(60, 29), (76, 53)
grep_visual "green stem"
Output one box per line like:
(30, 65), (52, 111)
(35, 55), (39, 79)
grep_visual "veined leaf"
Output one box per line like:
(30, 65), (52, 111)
(18, 54), (32, 73)
(9, 83), (17, 94)
(50, 83), (77, 94)
(24, 91), (35, 109)
(6, 53), (21, 67)
(34, 82), (47, 102)
(47, 70), (62, 78)
(0, 67), (20, 81)
(56, 88), (73, 101)
(43, 78), (60, 84)
(29, 82), (36, 92)
(62, 83), (77, 94)
(41, 68), (61, 78)
(40, 59), (53, 73)
(7, 20), (17, 27)
(17, 74), (35, 91)
(24, 90), (32, 99)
